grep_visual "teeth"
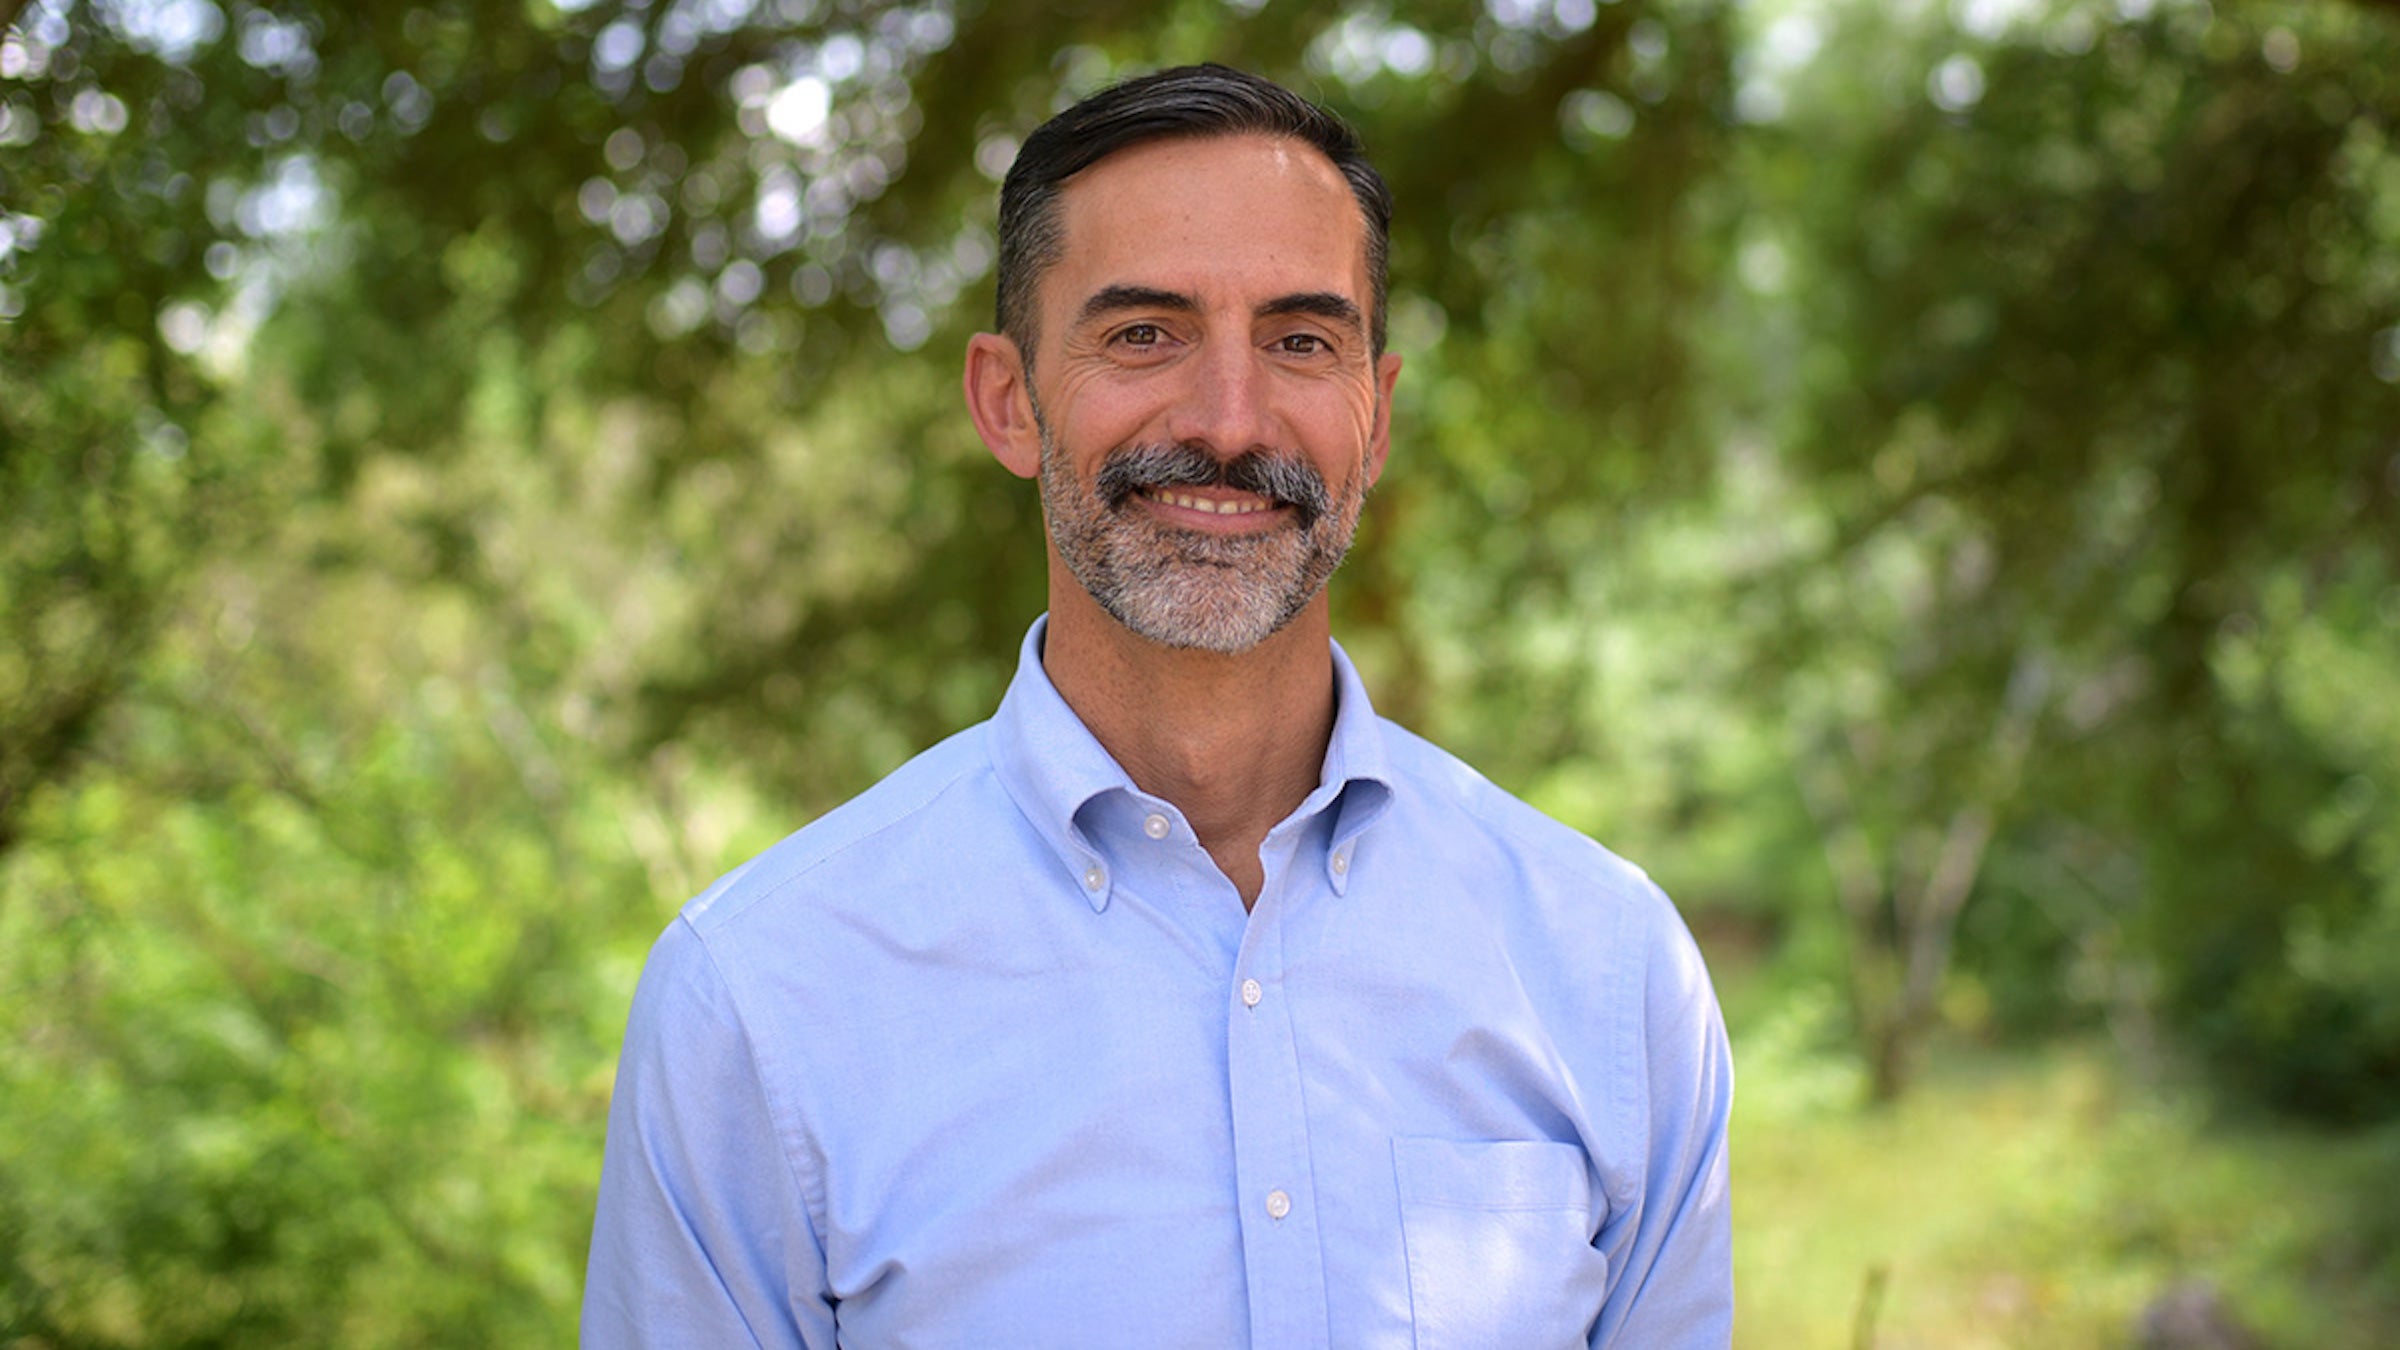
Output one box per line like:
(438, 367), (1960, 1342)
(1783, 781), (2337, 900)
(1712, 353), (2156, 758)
(1148, 490), (1271, 515)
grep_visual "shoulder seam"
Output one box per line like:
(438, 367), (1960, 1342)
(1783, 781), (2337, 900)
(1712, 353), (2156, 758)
(693, 741), (994, 931)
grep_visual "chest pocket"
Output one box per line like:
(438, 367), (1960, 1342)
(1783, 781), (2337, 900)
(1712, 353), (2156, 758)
(1392, 1136), (1611, 1350)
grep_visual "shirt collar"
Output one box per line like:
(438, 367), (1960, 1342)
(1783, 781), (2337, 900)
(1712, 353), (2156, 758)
(987, 615), (1394, 911)
(1320, 636), (1396, 892)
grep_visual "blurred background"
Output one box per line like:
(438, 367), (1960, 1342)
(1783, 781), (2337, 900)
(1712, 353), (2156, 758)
(4, 0), (2398, 1343)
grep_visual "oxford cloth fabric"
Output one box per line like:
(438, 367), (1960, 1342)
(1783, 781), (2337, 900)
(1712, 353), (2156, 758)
(582, 617), (1733, 1349)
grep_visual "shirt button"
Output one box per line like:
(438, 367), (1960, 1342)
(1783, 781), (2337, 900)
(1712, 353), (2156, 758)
(1240, 978), (1262, 1008)
(1143, 812), (1170, 840)
(1083, 865), (1105, 891)
(1265, 1189), (1291, 1220)
(1331, 850), (1350, 875)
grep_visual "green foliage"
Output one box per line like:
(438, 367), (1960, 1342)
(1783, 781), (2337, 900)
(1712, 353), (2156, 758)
(1732, 1022), (2400, 1348)
(1717, 0), (2400, 1101)
(0, 502), (659, 1342)
(2147, 559), (2400, 1120)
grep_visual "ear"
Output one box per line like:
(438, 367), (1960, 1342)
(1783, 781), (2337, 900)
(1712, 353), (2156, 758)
(964, 332), (1042, 479)
(1362, 351), (1403, 488)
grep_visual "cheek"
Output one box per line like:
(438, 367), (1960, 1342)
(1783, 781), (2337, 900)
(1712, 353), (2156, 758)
(1296, 390), (1380, 460)
(1054, 382), (1162, 453)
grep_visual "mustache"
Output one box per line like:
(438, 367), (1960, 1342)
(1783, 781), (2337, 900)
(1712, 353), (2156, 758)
(1094, 443), (1332, 526)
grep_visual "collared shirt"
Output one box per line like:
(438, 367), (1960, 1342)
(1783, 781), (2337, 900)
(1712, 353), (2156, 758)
(583, 617), (1733, 1349)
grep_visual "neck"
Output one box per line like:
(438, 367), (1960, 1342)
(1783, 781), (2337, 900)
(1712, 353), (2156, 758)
(1041, 580), (1337, 910)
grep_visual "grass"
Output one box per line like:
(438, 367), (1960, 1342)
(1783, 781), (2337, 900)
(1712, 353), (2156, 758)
(1725, 985), (2400, 1348)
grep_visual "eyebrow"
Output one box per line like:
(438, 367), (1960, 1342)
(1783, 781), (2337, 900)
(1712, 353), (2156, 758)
(1076, 284), (1199, 327)
(1074, 284), (1366, 336)
(1258, 291), (1364, 335)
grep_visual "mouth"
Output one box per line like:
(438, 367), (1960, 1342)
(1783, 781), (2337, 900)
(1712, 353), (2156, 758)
(1093, 443), (1328, 529)
(1138, 488), (1280, 517)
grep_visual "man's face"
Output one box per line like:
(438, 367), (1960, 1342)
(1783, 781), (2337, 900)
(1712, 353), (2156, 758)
(1018, 133), (1401, 652)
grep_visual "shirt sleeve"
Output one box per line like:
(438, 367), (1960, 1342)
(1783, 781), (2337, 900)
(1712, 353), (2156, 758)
(1592, 897), (1736, 1349)
(582, 918), (839, 1350)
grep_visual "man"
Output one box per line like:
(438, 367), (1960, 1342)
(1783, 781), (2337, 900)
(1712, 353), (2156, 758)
(584, 64), (1732, 1348)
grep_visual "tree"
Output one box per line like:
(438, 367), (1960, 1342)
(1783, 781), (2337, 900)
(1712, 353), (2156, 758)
(1749, 0), (2400, 1103)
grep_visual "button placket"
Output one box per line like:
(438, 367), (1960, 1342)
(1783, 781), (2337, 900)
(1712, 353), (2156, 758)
(1223, 871), (1331, 1345)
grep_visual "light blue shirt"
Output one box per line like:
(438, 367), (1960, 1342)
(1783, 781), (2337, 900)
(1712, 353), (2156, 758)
(584, 618), (1733, 1348)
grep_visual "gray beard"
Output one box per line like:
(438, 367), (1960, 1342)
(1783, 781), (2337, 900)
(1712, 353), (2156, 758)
(1036, 427), (1365, 653)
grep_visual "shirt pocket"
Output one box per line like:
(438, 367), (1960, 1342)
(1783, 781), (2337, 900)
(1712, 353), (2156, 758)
(1391, 1136), (1610, 1350)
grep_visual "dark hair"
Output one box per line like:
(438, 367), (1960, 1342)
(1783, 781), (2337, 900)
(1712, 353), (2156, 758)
(994, 63), (1393, 361)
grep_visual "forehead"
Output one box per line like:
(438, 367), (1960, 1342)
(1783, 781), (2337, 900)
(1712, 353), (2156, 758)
(1045, 133), (1370, 310)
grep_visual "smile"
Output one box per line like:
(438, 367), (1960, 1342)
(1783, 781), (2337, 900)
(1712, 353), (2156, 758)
(1141, 489), (1277, 516)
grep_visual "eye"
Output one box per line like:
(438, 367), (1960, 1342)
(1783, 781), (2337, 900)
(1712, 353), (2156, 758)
(1114, 323), (1164, 348)
(1275, 332), (1331, 356)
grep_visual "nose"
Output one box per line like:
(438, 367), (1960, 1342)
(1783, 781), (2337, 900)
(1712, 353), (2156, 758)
(1162, 339), (1272, 459)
